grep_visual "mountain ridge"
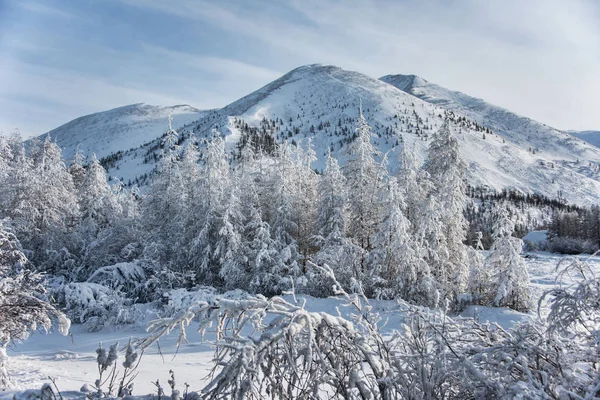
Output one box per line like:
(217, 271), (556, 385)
(36, 103), (205, 161)
(33, 64), (600, 206)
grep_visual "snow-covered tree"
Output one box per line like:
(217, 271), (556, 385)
(344, 105), (383, 251)
(68, 148), (86, 192)
(311, 149), (363, 293)
(467, 231), (493, 305)
(369, 178), (434, 304)
(424, 120), (469, 300)
(244, 187), (282, 295)
(292, 139), (318, 268)
(216, 174), (245, 290)
(18, 136), (80, 273)
(315, 149), (347, 243)
(0, 135), (12, 207)
(486, 206), (532, 311)
(142, 120), (185, 272)
(396, 142), (425, 227)
(267, 142), (300, 292)
(190, 133), (245, 288)
(0, 223), (70, 386)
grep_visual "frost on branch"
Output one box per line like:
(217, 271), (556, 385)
(137, 263), (600, 399)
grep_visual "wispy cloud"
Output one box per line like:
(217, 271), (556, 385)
(16, 0), (76, 19)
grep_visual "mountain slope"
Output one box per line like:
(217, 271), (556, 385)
(41, 65), (600, 206)
(37, 103), (205, 160)
(380, 74), (597, 160)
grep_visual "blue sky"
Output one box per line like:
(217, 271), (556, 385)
(1, 0), (599, 137)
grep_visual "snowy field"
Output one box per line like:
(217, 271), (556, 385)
(2, 251), (599, 399)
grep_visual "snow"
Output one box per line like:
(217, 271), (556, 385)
(4, 251), (600, 398)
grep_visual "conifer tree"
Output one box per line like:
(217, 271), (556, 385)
(267, 141), (300, 292)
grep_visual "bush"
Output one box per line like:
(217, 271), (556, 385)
(547, 236), (598, 254)
(137, 264), (600, 399)
(58, 282), (141, 332)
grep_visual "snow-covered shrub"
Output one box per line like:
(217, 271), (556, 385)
(59, 282), (140, 332)
(160, 286), (218, 318)
(86, 261), (146, 300)
(142, 266), (197, 303)
(137, 262), (600, 399)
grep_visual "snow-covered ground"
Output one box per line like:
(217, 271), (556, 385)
(2, 251), (599, 398)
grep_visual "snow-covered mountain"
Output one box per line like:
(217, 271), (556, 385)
(37, 103), (205, 160)
(567, 130), (600, 148)
(40, 64), (600, 206)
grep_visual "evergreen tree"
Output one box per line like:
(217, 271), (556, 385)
(68, 149), (86, 193)
(244, 186), (281, 295)
(189, 133), (244, 287)
(266, 141), (300, 293)
(466, 231), (493, 305)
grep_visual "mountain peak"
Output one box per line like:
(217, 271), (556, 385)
(38, 103), (204, 161)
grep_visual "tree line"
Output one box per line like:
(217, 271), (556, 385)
(0, 111), (533, 324)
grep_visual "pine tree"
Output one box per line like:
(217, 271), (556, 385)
(68, 149), (86, 192)
(244, 186), (281, 295)
(466, 231), (493, 305)
(271, 142), (300, 290)
(217, 174), (245, 290)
